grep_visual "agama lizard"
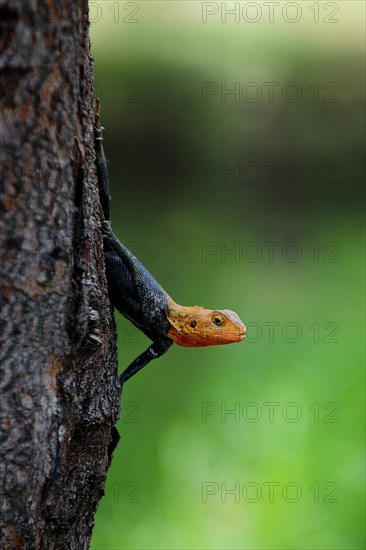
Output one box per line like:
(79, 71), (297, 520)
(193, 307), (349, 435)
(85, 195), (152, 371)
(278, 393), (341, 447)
(94, 103), (246, 388)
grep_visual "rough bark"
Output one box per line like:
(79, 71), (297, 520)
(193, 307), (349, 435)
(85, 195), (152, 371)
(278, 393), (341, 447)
(0, 1), (121, 548)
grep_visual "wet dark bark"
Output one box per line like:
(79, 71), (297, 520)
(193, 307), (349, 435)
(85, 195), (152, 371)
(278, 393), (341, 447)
(0, 1), (120, 548)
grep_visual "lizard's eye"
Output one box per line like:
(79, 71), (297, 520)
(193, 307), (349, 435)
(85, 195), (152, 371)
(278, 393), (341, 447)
(213, 315), (224, 326)
(190, 320), (197, 328)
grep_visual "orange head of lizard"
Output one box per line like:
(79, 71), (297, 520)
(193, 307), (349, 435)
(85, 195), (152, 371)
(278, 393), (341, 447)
(166, 300), (246, 347)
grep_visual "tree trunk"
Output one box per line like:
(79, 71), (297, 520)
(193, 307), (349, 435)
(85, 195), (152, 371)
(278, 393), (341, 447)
(0, 1), (121, 548)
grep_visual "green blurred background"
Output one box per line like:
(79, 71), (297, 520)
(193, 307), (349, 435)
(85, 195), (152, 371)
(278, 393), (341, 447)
(90, 2), (364, 549)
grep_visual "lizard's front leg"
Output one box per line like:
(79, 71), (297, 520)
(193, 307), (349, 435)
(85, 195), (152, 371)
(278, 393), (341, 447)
(120, 338), (173, 386)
